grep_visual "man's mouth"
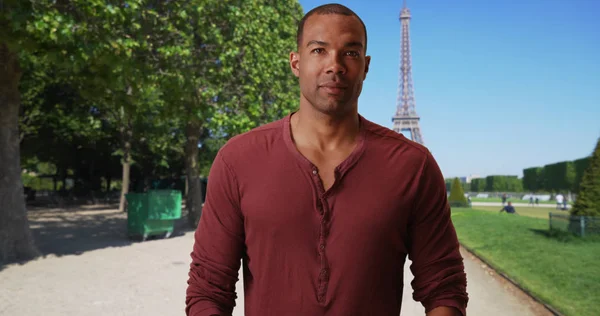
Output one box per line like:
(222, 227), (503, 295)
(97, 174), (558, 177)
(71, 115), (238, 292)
(319, 82), (347, 95)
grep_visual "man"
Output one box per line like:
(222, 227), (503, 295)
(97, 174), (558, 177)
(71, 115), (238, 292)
(186, 4), (468, 316)
(499, 201), (517, 214)
(555, 193), (564, 210)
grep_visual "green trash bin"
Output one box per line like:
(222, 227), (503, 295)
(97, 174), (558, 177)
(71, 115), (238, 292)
(125, 190), (182, 241)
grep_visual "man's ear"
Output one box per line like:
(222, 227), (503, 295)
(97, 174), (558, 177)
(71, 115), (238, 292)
(363, 55), (371, 80)
(290, 51), (300, 78)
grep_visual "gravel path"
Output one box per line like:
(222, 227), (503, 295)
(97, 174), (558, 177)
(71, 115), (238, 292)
(0, 206), (553, 315)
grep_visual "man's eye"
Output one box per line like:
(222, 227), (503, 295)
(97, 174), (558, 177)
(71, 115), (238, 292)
(312, 48), (324, 54)
(346, 51), (360, 57)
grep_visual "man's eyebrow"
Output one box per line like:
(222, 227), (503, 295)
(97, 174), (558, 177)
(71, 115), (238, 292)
(344, 41), (363, 48)
(306, 40), (328, 47)
(306, 40), (364, 49)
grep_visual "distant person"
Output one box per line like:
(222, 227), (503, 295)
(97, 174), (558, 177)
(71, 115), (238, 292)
(501, 193), (507, 206)
(555, 193), (564, 210)
(499, 201), (517, 214)
(529, 194), (534, 207)
(535, 197), (539, 206)
(563, 195), (568, 210)
(467, 196), (472, 207)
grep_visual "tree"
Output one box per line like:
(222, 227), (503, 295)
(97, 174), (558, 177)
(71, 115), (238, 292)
(449, 177), (469, 208)
(543, 161), (575, 193)
(0, 0), (163, 261)
(470, 178), (485, 192)
(523, 167), (543, 192)
(154, 0), (303, 227)
(573, 157), (591, 194)
(0, 42), (40, 262)
(571, 138), (600, 217)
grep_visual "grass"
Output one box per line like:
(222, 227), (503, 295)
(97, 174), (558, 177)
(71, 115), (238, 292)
(470, 197), (570, 205)
(471, 205), (567, 219)
(451, 208), (600, 316)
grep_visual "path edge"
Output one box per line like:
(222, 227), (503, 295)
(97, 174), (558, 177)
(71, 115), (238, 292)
(459, 243), (564, 316)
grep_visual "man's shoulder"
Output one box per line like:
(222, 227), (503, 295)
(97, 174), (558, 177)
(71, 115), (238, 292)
(362, 115), (430, 159)
(218, 117), (285, 160)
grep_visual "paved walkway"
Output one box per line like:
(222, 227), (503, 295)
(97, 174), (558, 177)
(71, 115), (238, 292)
(471, 201), (570, 209)
(0, 206), (551, 315)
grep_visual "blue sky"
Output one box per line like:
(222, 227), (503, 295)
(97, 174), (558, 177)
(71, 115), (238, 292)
(297, 0), (600, 178)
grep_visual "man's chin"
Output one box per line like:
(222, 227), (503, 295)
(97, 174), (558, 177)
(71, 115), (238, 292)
(312, 102), (354, 117)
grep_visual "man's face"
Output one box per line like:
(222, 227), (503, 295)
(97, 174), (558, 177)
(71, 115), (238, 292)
(290, 14), (370, 117)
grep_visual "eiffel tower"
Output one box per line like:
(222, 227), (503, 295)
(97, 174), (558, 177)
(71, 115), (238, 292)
(391, 1), (424, 145)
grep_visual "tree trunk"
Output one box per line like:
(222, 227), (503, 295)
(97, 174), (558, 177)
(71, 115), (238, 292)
(185, 121), (204, 228)
(118, 125), (132, 213)
(106, 175), (112, 192)
(0, 43), (40, 263)
(61, 173), (67, 192)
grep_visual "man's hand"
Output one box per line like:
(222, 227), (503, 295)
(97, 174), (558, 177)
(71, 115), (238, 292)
(427, 306), (462, 316)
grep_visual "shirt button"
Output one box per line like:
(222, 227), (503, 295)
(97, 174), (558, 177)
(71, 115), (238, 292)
(312, 169), (318, 175)
(319, 244), (325, 250)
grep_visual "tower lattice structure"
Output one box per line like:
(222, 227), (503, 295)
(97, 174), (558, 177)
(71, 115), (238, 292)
(391, 1), (424, 145)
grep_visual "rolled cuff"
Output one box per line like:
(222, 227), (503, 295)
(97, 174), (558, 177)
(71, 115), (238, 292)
(425, 298), (467, 316)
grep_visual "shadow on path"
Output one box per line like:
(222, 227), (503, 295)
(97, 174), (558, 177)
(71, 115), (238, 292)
(1, 205), (195, 272)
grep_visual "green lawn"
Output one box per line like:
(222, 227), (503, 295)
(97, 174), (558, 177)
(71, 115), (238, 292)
(451, 208), (600, 316)
(470, 197), (569, 205)
(472, 205), (567, 219)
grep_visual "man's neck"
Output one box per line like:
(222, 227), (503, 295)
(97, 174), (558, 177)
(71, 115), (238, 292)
(290, 106), (360, 152)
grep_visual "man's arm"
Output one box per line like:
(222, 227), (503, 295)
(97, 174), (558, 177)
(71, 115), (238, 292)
(427, 306), (462, 316)
(407, 150), (469, 316)
(185, 151), (245, 316)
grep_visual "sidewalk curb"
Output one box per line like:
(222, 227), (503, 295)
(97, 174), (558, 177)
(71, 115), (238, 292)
(459, 243), (564, 316)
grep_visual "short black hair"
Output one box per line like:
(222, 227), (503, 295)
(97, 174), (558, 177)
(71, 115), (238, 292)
(296, 3), (368, 53)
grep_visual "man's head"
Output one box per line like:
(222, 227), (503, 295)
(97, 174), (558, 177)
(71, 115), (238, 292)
(296, 4), (368, 54)
(290, 3), (370, 118)
(508, 201), (512, 206)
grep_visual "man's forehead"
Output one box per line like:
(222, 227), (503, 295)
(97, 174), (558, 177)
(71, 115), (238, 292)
(302, 13), (365, 41)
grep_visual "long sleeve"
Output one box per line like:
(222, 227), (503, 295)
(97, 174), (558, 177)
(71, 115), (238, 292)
(407, 151), (469, 315)
(186, 151), (245, 316)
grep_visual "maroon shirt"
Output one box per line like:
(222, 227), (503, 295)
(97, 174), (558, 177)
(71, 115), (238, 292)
(186, 113), (468, 316)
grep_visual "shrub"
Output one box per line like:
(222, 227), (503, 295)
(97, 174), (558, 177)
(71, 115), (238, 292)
(449, 177), (469, 207)
(571, 138), (600, 216)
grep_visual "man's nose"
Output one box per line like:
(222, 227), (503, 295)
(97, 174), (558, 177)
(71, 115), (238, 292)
(326, 53), (346, 74)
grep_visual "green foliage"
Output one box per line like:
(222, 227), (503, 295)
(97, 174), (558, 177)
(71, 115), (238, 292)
(523, 167), (544, 192)
(543, 161), (575, 193)
(449, 177), (469, 207)
(7, 0), (304, 196)
(462, 182), (470, 193)
(470, 178), (486, 192)
(523, 155), (591, 194)
(485, 176), (503, 192)
(573, 157), (591, 193)
(22, 173), (58, 191)
(571, 138), (600, 216)
(153, 0), (303, 134)
(484, 175), (522, 192)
